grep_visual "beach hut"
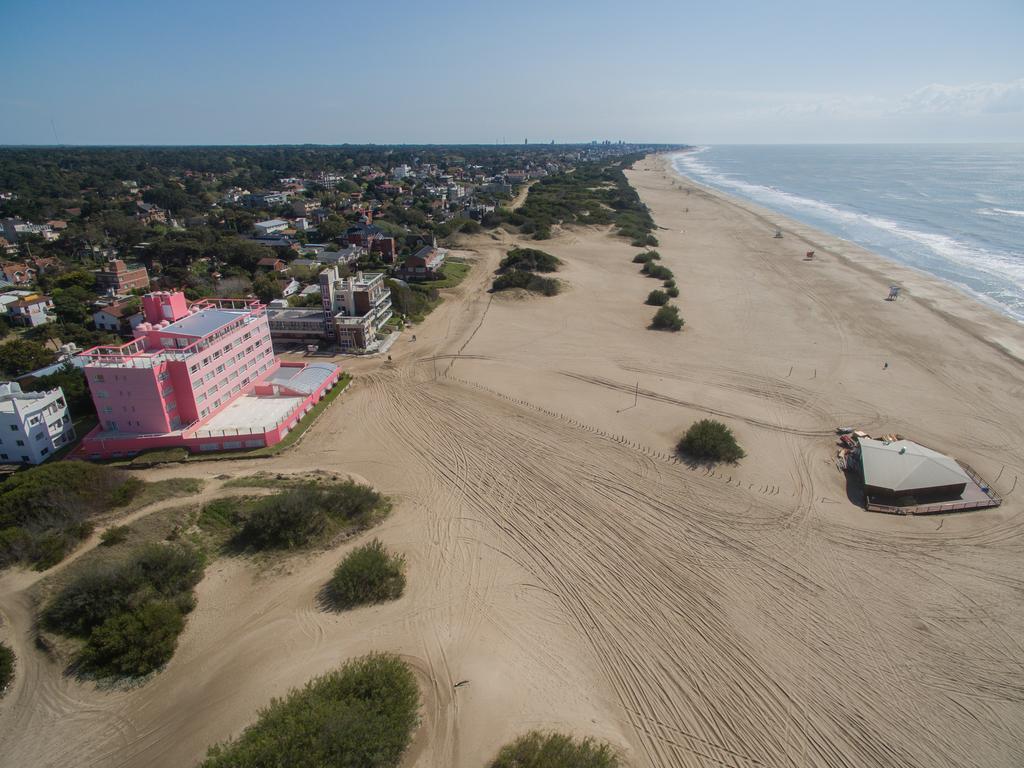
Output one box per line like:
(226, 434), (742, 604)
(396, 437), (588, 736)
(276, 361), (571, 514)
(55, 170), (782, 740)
(858, 438), (969, 504)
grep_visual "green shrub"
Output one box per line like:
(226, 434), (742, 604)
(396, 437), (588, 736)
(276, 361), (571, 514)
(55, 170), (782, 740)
(489, 732), (619, 768)
(631, 250), (661, 264)
(677, 419), (746, 463)
(492, 270), (560, 296)
(233, 480), (390, 551)
(0, 642), (13, 693)
(79, 600), (186, 677)
(666, 286), (680, 298)
(100, 526), (130, 547)
(42, 543), (204, 678)
(325, 539), (406, 611)
(651, 304), (684, 331)
(646, 290), (669, 306)
(200, 653), (420, 768)
(663, 278), (676, 288)
(642, 263), (673, 281)
(0, 462), (143, 570)
(499, 247), (560, 273)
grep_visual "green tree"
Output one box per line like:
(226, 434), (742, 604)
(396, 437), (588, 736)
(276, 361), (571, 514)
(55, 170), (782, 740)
(0, 339), (58, 377)
(251, 273), (283, 304)
(51, 286), (94, 324)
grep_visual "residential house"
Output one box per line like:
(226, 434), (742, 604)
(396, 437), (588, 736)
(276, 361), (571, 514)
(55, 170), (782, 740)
(243, 191), (290, 209)
(0, 382), (75, 464)
(0, 261), (36, 285)
(76, 290), (341, 458)
(135, 202), (169, 225)
(7, 294), (54, 327)
(341, 224), (396, 263)
(254, 219), (289, 236)
(397, 246), (447, 282)
(92, 299), (144, 337)
(257, 257), (287, 272)
(95, 259), (151, 293)
(291, 199), (320, 217)
(0, 218), (56, 243)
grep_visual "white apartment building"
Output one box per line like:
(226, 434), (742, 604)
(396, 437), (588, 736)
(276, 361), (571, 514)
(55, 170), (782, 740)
(0, 382), (75, 464)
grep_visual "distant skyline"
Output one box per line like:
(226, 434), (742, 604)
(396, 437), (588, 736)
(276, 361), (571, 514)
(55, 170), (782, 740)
(3, 0), (1023, 146)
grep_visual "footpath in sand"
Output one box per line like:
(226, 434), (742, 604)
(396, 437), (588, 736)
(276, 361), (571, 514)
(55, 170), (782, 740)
(2, 156), (1024, 768)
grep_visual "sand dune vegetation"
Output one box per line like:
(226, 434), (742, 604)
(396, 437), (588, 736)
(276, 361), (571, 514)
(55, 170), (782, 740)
(488, 731), (620, 768)
(199, 654), (419, 768)
(322, 538), (406, 611)
(677, 420), (745, 464)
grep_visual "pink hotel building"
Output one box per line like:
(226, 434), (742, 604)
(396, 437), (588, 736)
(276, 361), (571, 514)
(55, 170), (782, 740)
(76, 291), (341, 459)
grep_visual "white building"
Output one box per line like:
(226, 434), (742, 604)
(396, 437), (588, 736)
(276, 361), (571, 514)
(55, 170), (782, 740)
(0, 382), (75, 464)
(392, 164), (411, 180)
(254, 219), (289, 236)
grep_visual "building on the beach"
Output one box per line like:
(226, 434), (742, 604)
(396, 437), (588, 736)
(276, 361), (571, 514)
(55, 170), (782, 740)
(76, 290), (341, 459)
(860, 438), (987, 512)
(0, 381), (75, 464)
(397, 245), (446, 282)
(318, 268), (393, 350)
(95, 259), (151, 293)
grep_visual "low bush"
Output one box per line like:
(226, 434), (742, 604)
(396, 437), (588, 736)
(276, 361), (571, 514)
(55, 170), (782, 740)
(631, 250), (661, 264)
(0, 462), (143, 570)
(492, 270), (560, 296)
(677, 419), (746, 463)
(324, 539), (406, 611)
(79, 600), (186, 678)
(231, 480), (390, 551)
(0, 641), (13, 693)
(666, 286), (680, 298)
(100, 526), (131, 547)
(200, 653), (419, 768)
(489, 731), (619, 768)
(500, 247), (560, 273)
(646, 290), (669, 306)
(642, 263), (674, 281)
(42, 543), (204, 678)
(651, 304), (684, 331)
(663, 278), (676, 288)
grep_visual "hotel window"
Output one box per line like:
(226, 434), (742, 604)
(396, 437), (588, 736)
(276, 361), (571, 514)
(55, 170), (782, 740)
(197, 392), (207, 403)
(202, 356), (211, 367)
(103, 406), (112, 414)
(216, 364), (225, 374)
(97, 391), (108, 398)
(158, 371), (170, 381)
(205, 373), (214, 382)
(200, 407), (210, 417)
(16, 440), (25, 447)
(213, 399), (222, 408)
(94, 374), (105, 383)
(213, 350), (222, 359)
(189, 364), (200, 374)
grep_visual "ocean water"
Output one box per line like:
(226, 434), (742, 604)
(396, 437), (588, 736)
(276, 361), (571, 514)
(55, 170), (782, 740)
(671, 145), (1024, 323)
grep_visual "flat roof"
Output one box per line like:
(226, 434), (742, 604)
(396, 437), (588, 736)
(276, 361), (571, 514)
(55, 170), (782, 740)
(162, 309), (246, 338)
(255, 218), (288, 227)
(860, 438), (970, 492)
(199, 394), (304, 432)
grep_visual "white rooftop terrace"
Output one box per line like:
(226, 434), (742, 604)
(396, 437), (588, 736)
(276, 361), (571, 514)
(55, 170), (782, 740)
(196, 394), (304, 434)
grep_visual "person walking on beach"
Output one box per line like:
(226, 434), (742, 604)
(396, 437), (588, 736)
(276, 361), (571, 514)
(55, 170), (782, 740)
(883, 361), (889, 370)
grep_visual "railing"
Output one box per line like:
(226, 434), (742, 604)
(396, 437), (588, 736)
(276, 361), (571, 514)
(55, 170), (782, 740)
(867, 497), (1002, 515)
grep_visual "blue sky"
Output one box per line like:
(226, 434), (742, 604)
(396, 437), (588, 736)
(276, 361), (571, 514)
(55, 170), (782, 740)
(3, 0), (1023, 145)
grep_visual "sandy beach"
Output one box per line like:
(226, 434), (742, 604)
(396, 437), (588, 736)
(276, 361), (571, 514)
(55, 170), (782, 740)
(2, 154), (1023, 768)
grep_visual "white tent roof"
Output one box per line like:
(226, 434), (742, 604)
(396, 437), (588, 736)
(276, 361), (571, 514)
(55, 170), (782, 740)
(859, 438), (970, 492)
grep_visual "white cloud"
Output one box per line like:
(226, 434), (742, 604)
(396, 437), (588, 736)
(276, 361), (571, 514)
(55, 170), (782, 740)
(897, 79), (1024, 115)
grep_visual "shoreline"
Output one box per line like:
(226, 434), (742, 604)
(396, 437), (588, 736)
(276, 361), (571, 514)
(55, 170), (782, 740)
(658, 151), (1024, 364)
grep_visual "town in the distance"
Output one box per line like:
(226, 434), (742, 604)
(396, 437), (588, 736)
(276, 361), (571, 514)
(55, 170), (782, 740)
(0, 142), (674, 463)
